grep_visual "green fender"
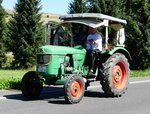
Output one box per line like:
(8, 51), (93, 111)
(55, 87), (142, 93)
(104, 47), (132, 61)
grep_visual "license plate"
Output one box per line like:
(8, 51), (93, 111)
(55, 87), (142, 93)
(38, 66), (46, 72)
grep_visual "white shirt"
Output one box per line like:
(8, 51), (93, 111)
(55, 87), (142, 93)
(86, 33), (102, 51)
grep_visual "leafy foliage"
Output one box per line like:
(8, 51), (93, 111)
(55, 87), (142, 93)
(0, 0), (7, 68)
(87, 0), (124, 17)
(7, 0), (44, 68)
(125, 0), (150, 69)
(68, 0), (88, 13)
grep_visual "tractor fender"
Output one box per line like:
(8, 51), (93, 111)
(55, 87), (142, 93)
(107, 47), (132, 61)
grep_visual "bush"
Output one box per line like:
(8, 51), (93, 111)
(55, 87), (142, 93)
(0, 78), (21, 89)
(0, 52), (14, 69)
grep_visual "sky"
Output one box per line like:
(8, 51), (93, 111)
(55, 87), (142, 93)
(2, 0), (72, 14)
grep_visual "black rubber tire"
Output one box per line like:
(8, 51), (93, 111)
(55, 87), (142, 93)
(100, 53), (129, 97)
(64, 75), (85, 104)
(21, 71), (43, 100)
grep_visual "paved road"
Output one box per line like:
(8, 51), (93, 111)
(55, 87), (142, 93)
(0, 77), (150, 114)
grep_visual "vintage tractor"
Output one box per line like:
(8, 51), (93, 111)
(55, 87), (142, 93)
(21, 13), (131, 104)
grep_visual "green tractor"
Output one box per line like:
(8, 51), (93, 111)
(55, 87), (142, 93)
(21, 13), (131, 104)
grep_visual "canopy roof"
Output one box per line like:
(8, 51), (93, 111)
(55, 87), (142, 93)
(60, 13), (127, 28)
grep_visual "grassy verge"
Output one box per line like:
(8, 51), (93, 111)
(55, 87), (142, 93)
(130, 68), (150, 77)
(0, 69), (31, 89)
(0, 68), (150, 89)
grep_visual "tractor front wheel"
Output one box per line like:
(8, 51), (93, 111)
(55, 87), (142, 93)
(64, 75), (85, 104)
(21, 71), (43, 100)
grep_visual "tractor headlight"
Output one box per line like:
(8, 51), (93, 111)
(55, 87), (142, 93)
(37, 54), (51, 64)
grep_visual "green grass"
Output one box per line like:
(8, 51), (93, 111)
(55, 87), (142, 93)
(0, 70), (31, 89)
(130, 68), (150, 77)
(0, 68), (150, 89)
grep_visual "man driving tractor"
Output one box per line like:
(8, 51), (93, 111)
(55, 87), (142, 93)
(86, 27), (102, 74)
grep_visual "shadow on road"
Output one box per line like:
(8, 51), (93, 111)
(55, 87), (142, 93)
(84, 90), (107, 98)
(47, 90), (108, 105)
(3, 86), (64, 101)
(3, 86), (109, 104)
(3, 93), (25, 101)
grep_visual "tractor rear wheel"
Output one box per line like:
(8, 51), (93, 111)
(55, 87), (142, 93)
(64, 75), (85, 104)
(21, 71), (43, 100)
(100, 53), (129, 97)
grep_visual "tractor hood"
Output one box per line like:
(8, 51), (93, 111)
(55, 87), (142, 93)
(37, 45), (86, 55)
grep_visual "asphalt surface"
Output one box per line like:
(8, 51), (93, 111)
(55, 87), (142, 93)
(0, 77), (150, 114)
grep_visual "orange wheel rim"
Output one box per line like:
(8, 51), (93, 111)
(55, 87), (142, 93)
(70, 80), (82, 98)
(112, 62), (127, 90)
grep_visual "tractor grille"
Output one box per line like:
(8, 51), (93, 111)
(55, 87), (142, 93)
(37, 54), (51, 64)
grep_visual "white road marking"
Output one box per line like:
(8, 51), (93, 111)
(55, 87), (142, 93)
(0, 97), (7, 100)
(88, 85), (101, 89)
(129, 80), (150, 84)
(88, 79), (150, 89)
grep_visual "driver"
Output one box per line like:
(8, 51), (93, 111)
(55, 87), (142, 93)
(86, 27), (102, 74)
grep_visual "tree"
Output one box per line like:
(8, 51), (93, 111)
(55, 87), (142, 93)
(0, 0), (7, 68)
(125, 0), (150, 69)
(8, 0), (44, 68)
(68, 0), (88, 13)
(87, 0), (125, 18)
